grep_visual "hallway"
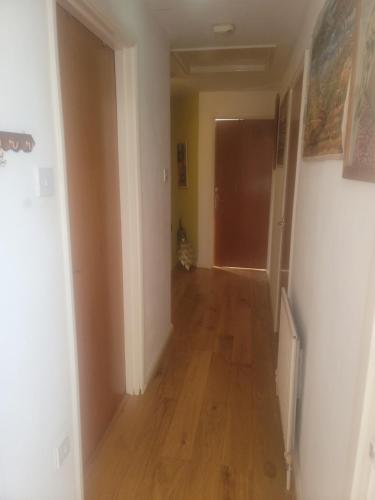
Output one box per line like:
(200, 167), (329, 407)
(85, 268), (292, 499)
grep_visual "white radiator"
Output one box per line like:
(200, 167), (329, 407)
(276, 287), (300, 491)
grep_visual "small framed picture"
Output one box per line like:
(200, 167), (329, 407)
(177, 142), (188, 188)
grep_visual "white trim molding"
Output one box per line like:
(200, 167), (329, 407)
(115, 47), (145, 395)
(57, 0), (131, 48)
(293, 450), (304, 500)
(46, 1), (84, 498)
(287, 49), (310, 297)
(273, 88), (293, 333)
(56, 0), (145, 395)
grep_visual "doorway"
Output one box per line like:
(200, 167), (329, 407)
(269, 60), (306, 333)
(214, 119), (275, 269)
(57, 5), (125, 464)
(279, 71), (304, 291)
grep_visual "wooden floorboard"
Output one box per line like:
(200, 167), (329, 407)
(85, 267), (295, 500)
(161, 350), (212, 461)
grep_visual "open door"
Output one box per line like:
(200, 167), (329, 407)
(57, 5), (125, 464)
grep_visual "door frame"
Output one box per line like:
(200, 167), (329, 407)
(213, 118), (275, 270)
(272, 89), (293, 332)
(46, 0), (144, 496)
(197, 112), (276, 269)
(287, 49), (310, 295)
(271, 49), (310, 333)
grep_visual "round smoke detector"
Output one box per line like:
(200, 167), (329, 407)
(212, 23), (235, 35)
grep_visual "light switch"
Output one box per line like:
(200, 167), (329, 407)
(35, 167), (54, 197)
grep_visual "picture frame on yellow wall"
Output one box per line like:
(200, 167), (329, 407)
(177, 142), (188, 188)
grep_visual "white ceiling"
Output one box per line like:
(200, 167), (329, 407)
(145, 0), (310, 93)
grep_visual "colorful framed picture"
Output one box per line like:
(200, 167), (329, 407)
(177, 142), (188, 188)
(343, 0), (375, 183)
(304, 0), (357, 160)
(276, 91), (291, 167)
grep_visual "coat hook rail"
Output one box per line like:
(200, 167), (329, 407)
(0, 131), (35, 153)
(0, 131), (35, 167)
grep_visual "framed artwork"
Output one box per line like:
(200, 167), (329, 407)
(304, 0), (357, 159)
(273, 94), (281, 169)
(343, 0), (375, 183)
(177, 142), (188, 188)
(276, 91), (291, 167)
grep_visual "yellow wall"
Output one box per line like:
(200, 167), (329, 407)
(171, 94), (199, 266)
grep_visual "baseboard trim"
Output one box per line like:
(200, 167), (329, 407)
(85, 394), (128, 472)
(213, 265), (267, 272)
(143, 323), (174, 390)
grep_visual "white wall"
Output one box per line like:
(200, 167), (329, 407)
(0, 0), (170, 498)
(93, 0), (171, 384)
(197, 90), (277, 269)
(283, 1), (375, 498)
(0, 1), (81, 499)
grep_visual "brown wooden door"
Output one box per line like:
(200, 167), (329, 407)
(57, 6), (125, 464)
(215, 119), (274, 269)
(279, 72), (304, 291)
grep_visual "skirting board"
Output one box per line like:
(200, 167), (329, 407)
(293, 451), (304, 500)
(143, 324), (174, 391)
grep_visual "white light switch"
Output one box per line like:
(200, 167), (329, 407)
(35, 167), (54, 197)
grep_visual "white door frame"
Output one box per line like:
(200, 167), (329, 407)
(53, 0), (145, 394)
(272, 49), (309, 333)
(198, 111), (276, 269)
(272, 88), (293, 332)
(46, 0), (144, 497)
(213, 115), (273, 271)
(287, 50), (310, 296)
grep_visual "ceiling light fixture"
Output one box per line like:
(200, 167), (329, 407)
(212, 23), (235, 35)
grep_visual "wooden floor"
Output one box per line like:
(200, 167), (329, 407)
(85, 268), (294, 500)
